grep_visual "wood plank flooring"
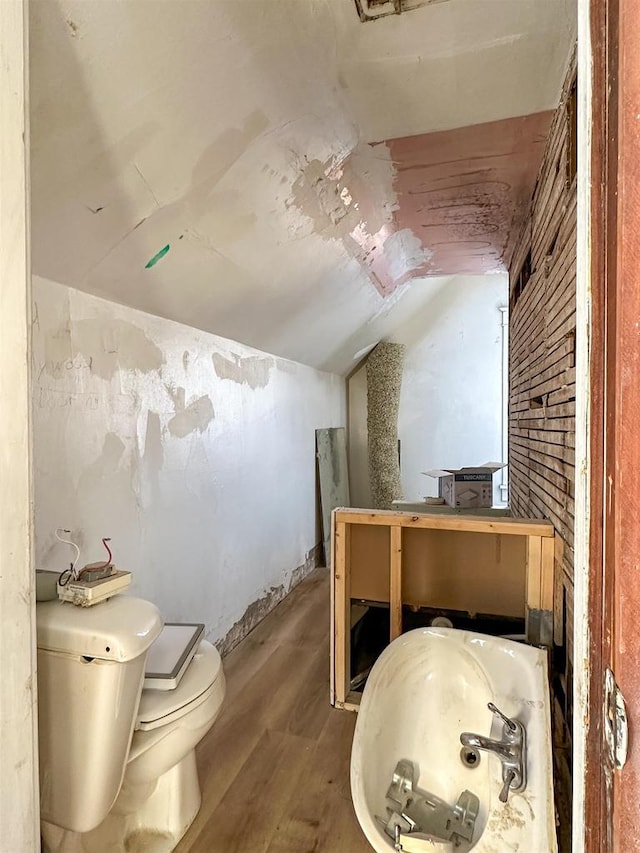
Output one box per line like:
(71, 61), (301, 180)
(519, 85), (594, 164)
(175, 568), (372, 853)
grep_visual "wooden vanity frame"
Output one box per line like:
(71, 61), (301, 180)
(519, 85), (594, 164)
(330, 508), (557, 711)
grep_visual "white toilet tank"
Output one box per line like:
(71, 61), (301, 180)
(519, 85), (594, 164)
(36, 595), (162, 833)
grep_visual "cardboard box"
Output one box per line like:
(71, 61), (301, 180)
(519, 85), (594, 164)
(391, 500), (511, 516)
(422, 462), (506, 509)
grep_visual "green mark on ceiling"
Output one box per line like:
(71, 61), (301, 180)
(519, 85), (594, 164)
(145, 244), (170, 269)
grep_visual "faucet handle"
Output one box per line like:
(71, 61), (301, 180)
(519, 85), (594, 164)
(499, 769), (517, 803)
(488, 702), (517, 733)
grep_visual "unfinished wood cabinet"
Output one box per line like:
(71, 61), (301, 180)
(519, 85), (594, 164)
(330, 508), (556, 710)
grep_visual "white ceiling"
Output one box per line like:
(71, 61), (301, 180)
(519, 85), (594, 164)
(29, 0), (576, 374)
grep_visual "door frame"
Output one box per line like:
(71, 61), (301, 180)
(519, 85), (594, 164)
(572, 0), (594, 837)
(575, 0), (616, 844)
(576, 0), (640, 848)
(0, 1), (39, 851)
(575, 0), (614, 846)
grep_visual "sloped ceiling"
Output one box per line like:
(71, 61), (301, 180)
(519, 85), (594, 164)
(29, 0), (576, 374)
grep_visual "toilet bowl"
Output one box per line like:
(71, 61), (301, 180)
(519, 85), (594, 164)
(108, 639), (226, 851)
(37, 597), (225, 853)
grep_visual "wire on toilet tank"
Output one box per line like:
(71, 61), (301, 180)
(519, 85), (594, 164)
(55, 528), (81, 581)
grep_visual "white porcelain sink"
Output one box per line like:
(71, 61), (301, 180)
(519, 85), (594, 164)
(350, 628), (557, 852)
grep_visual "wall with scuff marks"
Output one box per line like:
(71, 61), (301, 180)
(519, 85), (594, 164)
(31, 276), (345, 648)
(348, 275), (507, 506)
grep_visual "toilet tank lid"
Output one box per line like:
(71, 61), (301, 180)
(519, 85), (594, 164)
(36, 595), (162, 662)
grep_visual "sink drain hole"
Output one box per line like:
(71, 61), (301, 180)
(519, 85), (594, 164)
(460, 746), (481, 768)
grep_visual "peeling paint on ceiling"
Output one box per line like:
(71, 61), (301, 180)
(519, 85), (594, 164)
(29, 0), (576, 373)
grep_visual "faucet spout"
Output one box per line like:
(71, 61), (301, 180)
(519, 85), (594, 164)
(459, 732), (513, 760)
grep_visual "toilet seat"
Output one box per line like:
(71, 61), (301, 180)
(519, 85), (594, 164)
(136, 640), (222, 732)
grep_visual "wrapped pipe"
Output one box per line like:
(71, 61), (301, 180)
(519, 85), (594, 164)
(366, 342), (405, 509)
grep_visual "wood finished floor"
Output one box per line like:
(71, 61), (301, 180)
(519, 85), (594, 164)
(174, 568), (372, 853)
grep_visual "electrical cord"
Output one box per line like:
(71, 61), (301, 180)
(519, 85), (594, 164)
(55, 528), (81, 582)
(58, 567), (73, 587)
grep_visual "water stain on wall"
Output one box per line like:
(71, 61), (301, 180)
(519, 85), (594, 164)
(212, 352), (273, 390)
(166, 386), (215, 438)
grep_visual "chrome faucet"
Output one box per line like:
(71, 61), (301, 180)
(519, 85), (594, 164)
(460, 703), (526, 803)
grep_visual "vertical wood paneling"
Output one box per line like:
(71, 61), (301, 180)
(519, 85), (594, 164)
(333, 521), (350, 705)
(389, 526), (402, 641)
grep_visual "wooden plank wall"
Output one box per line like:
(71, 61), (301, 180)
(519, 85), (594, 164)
(509, 50), (577, 749)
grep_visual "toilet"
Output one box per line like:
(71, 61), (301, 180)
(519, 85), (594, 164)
(36, 594), (225, 853)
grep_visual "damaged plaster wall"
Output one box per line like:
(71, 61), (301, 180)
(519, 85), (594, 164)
(32, 276), (345, 650)
(348, 275), (506, 507)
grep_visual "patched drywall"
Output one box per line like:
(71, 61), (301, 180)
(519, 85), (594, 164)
(31, 276), (345, 647)
(166, 388), (215, 438)
(212, 352), (274, 390)
(348, 275), (507, 507)
(288, 142), (432, 296)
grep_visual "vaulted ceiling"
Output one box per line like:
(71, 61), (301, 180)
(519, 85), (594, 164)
(29, 0), (576, 374)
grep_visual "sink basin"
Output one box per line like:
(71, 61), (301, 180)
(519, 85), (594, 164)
(350, 627), (557, 852)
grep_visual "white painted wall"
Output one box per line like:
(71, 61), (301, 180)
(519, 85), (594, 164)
(348, 275), (508, 507)
(399, 276), (507, 503)
(32, 276), (345, 646)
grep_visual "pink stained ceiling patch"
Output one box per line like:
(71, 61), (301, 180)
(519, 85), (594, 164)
(385, 111), (554, 277)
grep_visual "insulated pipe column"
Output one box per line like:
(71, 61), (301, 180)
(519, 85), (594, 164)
(366, 342), (405, 509)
